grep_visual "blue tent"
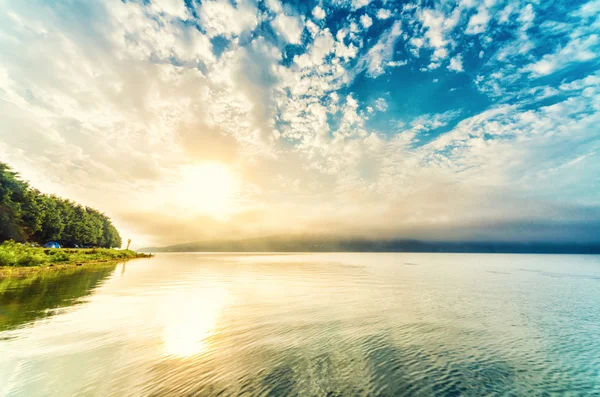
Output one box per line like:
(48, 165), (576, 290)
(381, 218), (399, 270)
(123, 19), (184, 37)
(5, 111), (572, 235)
(44, 241), (61, 249)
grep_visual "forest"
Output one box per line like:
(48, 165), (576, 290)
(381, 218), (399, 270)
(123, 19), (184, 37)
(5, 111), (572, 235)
(0, 162), (122, 248)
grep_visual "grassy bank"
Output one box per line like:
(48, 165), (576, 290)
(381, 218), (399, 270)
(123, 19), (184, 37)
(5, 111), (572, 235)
(0, 241), (152, 277)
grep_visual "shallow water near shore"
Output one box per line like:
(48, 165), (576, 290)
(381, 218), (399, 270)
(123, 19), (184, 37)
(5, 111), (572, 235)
(1, 253), (599, 396)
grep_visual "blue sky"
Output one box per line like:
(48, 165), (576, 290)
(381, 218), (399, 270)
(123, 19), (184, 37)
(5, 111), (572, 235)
(0, 0), (599, 245)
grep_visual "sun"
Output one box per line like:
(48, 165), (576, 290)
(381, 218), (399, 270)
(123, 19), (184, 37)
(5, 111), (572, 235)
(176, 162), (239, 218)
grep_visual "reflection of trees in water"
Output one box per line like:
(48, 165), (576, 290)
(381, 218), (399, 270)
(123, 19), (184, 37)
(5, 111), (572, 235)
(0, 264), (117, 331)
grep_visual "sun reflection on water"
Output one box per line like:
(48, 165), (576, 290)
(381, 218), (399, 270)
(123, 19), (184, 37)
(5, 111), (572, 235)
(160, 287), (227, 358)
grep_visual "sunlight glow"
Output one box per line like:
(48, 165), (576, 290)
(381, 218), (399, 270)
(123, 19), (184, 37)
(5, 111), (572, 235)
(175, 162), (239, 219)
(163, 320), (212, 357)
(161, 288), (226, 358)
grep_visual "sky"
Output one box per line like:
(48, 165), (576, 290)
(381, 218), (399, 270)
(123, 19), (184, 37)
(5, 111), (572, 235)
(0, 0), (599, 247)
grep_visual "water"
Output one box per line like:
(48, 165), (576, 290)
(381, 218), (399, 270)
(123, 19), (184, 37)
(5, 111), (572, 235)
(1, 253), (600, 396)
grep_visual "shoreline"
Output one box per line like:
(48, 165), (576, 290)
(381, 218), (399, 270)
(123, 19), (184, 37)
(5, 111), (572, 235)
(0, 250), (153, 279)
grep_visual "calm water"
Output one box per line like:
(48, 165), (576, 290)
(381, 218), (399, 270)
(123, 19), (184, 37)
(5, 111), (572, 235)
(1, 253), (600, 396)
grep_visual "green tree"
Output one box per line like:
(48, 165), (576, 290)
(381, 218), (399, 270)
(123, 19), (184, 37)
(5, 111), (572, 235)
(101, 219), (122, 248)
(86, 208), (104, 246)
(0, 161), (123, 248)
(0, 163), (26, 242)
(20, 189), (43, 240)
(56, 199), (77, 246)
(33, 195), (64, 242)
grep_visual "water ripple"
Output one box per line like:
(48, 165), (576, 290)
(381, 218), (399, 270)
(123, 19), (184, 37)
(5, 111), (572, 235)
(1, 253), (600, 396)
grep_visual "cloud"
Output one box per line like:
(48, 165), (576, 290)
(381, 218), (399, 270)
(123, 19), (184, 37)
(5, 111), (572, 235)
(312, 6), (326, 20)
(294, 28), (335, 68)
(1, 0), (600, 246)
(358, 20), (402, 78)
(151, 0), (189, 19)
(522, 34), (599, 77)
(352, 0), (371, 11)
(465, 5), (490, 35)
(374, 98), (388, 112)
(264, 0), (283, 13)
(406, 109), (462, 134)
(376, 9), (392, 19)
(448, 54), (463, 72)
(420, 9), (448, 48)
(559, 72), (600, 91)
(497, 3), (515, 24)
(415, 6), (461, 64)
(199, 0), (258, 38)
(272, 13), (304, 44)
(517, 4), (535, 27)
(360, 14), (373, 28)
(571, 0), (600, 17)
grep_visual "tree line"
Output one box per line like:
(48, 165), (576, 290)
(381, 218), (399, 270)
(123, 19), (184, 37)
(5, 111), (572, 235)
(0, 162), (122, 248)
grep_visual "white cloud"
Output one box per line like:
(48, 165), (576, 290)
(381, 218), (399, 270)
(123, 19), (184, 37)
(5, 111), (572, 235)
(413, 110), (462, 133)
(523, 34), (599, 77)
(272, 14), (304, 44)
(448, 54), (464, 72)
(151, 0), (188, 19)
(416, 6), (461, 63)
(265, 0), (283, 14)
(376, 9), (392, 19)
(107, 2), (215, 63)
(334, 94), (368, 139)
(306, 20), (320, 37)
(526, 85), (560, 100)
(526, 59), (555, 76)
(572, 0), (600, 18)
(360, 14), (373, 28)
(374, 97), (388, 111)
(420, 9), (447, 48)
(334, 39), (359, 60)
(409, 37), (424, 56)
(312, 5), (326, 20)
(518, 4), (535, 27)
(560, 73), (600, 91)
(358, 20), (402, 78)
(294, 28), (335, 68)
(199, 0), (258, 39)
(387, 60), (408, 68)
(466, 6), (490, 35)
(432, 47), (448, 61)
(516, 2), (598, 79)
(0, 0), (281, 223)
(419, 96), (600, 210)
(352, 0), (371, 10)
(498, 3), (515, 24)
(2, 0), (600, 245)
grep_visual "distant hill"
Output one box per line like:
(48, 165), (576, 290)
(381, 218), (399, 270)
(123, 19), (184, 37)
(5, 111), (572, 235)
(139, 235), (600, 254)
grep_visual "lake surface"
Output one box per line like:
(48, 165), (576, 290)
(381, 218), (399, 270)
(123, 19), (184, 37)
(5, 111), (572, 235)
(1, 253), (600, 396)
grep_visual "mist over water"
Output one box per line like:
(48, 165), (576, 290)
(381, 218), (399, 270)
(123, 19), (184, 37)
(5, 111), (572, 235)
(1, 253), (600, 396)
